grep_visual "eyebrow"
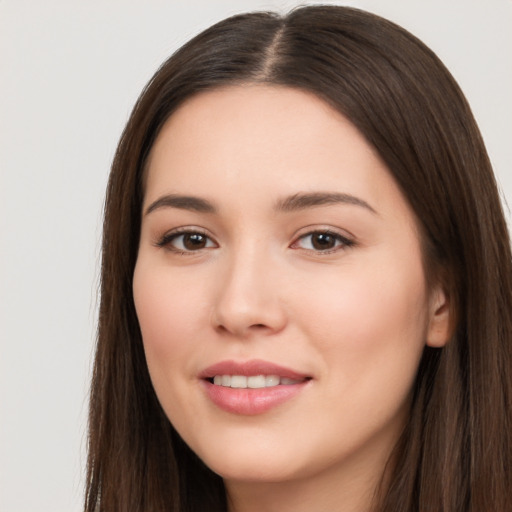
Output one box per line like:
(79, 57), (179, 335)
(144, 191), (377, 216)
(145, 194), (216, 216)
(275, 192), (377, 215)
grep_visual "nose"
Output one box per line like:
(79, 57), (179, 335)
(211, 247), (287, 338)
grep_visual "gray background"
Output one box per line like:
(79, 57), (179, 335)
(1, 1), (510, 511)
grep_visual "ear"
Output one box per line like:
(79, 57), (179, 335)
(426, 286), (451, 348)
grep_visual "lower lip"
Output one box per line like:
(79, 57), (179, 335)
(202, 380), (309, 415)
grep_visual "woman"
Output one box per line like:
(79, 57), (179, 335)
(85, 5), (512, 511)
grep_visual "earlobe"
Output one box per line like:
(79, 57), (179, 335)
(426, 287), (451, 348)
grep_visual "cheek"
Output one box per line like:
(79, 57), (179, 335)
(132, 260), (216, 434)
(132, 262), (208, 377)
(295, 255), (429, 382)
(288, 259), (429, 455)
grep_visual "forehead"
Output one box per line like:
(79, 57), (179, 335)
(144, 85), (388, 201)
(150, 85), (375, 156)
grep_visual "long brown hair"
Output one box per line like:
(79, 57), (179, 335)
(85, 6), (512, 511)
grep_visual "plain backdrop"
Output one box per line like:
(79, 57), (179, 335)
(1, 1), (510, 511)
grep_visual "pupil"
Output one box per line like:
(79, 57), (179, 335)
(184, 233), (206, 250)
(312, 233), (334, 250)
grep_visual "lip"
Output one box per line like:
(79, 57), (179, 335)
(199, 359), (309, 380)
(199, 359), (311, 415)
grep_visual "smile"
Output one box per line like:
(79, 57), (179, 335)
(200, 360), (312, 415)
(211, 375), (305, 388)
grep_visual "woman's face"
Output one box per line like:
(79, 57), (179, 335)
(133, 85), (449, 486)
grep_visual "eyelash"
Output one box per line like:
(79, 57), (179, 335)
(155, 228), (355, 255)
(292, 230), (355, 254)
(155, 228), (215, 255)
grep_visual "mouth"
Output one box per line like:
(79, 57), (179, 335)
(209, 374), (306, 388)
(199, 360), (312, 415)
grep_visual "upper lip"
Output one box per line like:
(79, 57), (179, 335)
(199, 359), (310, 380)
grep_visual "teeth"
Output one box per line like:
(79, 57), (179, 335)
(248, 375), (266, 388)
(230, 375), (247, 388)
(280, 377), (299, 385)
(265, 375), (280, 387)
(211, 375), (303, 388)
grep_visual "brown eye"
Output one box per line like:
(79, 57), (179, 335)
(293, 231), (354, 253)
(310, 233), (337, 250)
(182, 233), (208, 250)
(157, 231), (217, 252)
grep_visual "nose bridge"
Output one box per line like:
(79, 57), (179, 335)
(212, 237), (285, 336)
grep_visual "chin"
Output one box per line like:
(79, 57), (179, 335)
(193, 438), (308, 483)
(209, 458), (303, 484)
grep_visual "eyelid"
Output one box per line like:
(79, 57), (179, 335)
(290, 226), (356, 253)
(155, 226), (218, 253)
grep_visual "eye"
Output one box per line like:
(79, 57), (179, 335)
(292, 230), (354, 253)
(157, 230), (217, 253)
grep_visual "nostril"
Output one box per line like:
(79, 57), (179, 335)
(248, 323), (272, 332)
